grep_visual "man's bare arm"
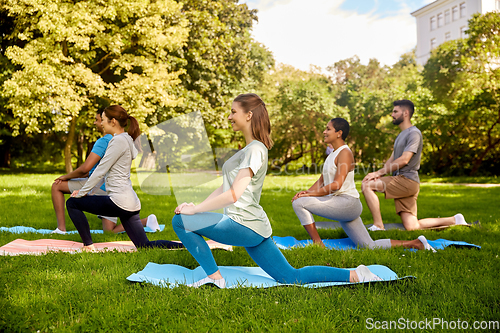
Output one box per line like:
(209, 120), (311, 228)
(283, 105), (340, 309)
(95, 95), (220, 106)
(362, 151), (414, 182)
(53, 153), (102, 184)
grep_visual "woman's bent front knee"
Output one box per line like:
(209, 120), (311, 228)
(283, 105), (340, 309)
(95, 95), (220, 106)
(172, 214), (185, 230)
(292, 197), (307, 210)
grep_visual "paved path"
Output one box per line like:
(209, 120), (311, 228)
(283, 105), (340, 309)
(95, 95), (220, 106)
(422, 182), (500, 188)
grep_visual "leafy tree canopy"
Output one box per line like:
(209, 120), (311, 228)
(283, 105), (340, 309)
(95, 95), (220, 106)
(0, 0), (271, 171)
(422, 12), (500, 175)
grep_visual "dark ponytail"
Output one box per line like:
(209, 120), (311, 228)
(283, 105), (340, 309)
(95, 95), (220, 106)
(126, 116), (141, 141)
(103, 105), (141, 141)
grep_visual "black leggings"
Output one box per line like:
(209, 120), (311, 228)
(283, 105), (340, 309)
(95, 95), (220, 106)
(66, 196), (183, 249)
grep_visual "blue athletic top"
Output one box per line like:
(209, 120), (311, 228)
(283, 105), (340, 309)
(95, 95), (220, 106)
(89, 134), (112, 191)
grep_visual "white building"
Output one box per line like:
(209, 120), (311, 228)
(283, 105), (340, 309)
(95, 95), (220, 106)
(411, 0), (500, 65)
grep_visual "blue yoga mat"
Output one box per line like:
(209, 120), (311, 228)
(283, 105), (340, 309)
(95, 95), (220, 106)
(272, 236), (481, 251)
(0, 225), (165, 234)
(127, 263), (414, 289)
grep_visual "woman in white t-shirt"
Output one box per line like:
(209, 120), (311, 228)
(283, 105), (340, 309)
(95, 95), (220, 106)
(172, 94), (386, 288)
(292, 118), (436, 252)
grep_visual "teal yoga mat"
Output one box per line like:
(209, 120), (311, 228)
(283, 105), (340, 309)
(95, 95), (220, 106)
(127, 263), (414, 289)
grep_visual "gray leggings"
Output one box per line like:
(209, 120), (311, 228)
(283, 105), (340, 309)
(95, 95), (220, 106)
(292, 195), (391, 249)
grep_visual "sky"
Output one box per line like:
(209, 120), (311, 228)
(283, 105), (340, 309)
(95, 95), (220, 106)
(243, 0), (435, 71)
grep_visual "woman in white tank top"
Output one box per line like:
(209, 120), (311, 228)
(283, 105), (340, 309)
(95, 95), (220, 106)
(292, 118), (438, 252)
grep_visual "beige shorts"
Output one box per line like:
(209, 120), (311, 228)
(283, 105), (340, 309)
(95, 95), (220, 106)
(379, 175), (420, 217)
(67, 178), (89, 193)
(67, 178), (117, 224)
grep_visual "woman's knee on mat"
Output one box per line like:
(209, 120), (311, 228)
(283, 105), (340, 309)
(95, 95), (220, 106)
(66, 197), (77, 210)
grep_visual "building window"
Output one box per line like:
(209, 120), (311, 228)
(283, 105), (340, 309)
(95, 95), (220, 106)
(460, 2), (466, 18)
(430, 16), (436, 30)
(445, 10), (450, 24)
(496, 0), (500, 10)
(431, 38), (437, 50)
(452, 6), (458, 20)
(445, 32), (451, 41)
(437, 13), (443, 27)
(460, 26), (467, 38)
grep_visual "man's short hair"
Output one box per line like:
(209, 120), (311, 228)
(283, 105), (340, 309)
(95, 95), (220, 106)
(97, 109), (104, 116)
(393, 100), (415, 118)
(330, 117), (349, 140)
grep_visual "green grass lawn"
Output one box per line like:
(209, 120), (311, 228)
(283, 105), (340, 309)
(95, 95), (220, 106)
(1, 173), (499, 332)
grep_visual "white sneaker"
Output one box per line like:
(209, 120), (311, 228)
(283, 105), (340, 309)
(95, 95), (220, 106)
(187, 276), (226, 289)
(146, 214), (160, 232)
(454, 213), (468, 225)
(418, 235), (437, 253)
(355, 265), (383, 282)
(367, 225), (385, 231)
(51, 228), (66, 235)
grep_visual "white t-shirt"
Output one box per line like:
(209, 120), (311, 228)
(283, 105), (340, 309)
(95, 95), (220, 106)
(222, 140), (272, 238)
(322, 145), (359, 198)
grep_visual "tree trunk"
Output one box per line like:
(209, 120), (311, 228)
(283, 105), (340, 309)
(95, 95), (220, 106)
(470, 140), (500, 175)
(86, 137), (94, 158)
(138, 137), (155, 170)
(139, 152), (157, 170)
(0, 135), (11, 168)
(64, 116), (77, 173)
(0, 145), (11, 168)
(276, 150), (311, 167)
(310, 141), (316, 166)
(76, 130), (84, 167)
(470, 113), (500, 175)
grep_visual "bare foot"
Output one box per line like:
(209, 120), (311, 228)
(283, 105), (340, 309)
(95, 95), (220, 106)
(312, 240), (326, 248)
(350, 270), (360, 283)
(208, 270), (224, 280)
(82, 244), (96, 252)
(414, 239), (425, 250)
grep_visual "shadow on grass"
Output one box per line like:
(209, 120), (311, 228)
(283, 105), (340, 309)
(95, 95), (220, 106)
(0, 167), (65, 175)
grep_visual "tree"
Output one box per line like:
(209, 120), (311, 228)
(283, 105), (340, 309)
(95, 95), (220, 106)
(328, 57), (397, 169)
(423, 12), (500, 175)
(270, 65), (341, 170)
(461, 12), (500, 175)
(0, 8), (16, 168)
(1, 0), (189, 172)
(156, 0), (274, 148)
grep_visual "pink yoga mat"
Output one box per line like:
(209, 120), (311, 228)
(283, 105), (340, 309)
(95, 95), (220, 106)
(0, 238), (232, 256)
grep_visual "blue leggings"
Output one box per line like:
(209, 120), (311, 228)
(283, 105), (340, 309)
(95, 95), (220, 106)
(66, 196), (183, 249)
(172, 212), (350, 284)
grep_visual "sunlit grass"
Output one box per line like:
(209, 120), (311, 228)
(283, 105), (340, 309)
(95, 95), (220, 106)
(0, 173), (499, 331)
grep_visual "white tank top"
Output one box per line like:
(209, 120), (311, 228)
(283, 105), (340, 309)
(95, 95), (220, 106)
(322, 145), (359, 198)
